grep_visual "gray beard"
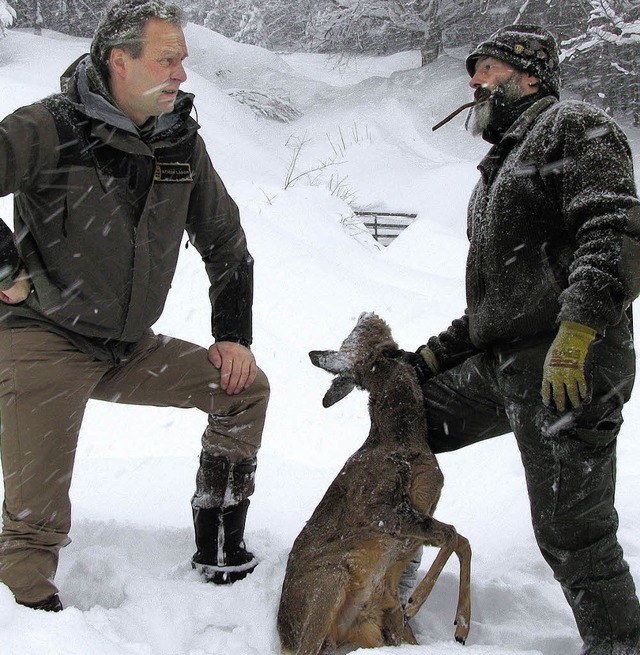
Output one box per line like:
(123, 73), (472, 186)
(468, 76), (527, 137)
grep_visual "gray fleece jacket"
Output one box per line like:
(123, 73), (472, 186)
(428, 95), (640, 370)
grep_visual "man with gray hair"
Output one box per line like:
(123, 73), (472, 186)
(0, 0), (269, 611)
(402, 24), (640, 654)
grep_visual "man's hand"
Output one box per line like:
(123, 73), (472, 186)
(542, 321), (597, 413)
(0, 271), (31, 304)
(396, 347), (440, 385)
(208, 341), (257, 395)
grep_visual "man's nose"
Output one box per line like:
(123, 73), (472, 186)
(469, 72), (482, 89)
(173, 62), (187, 83)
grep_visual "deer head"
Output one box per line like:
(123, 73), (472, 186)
(309, 312), (398, 408)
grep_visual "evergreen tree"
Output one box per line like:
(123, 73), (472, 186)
(562, 0), (640, 124)
(316, 0), (448, 62)
(11, 0), (108, 37)
(295, 0), (576, 62)
(261, 0), (332, 51)
(0, 0), (15, 34)
(204, 0), (269, 47)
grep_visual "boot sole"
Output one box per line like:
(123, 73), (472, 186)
(192, 557), (258, 585)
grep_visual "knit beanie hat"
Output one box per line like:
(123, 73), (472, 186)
(466, 24), (561, 98)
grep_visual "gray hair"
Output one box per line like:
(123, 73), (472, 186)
(90, 0), (186, 78)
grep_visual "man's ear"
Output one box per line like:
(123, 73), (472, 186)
(109, 48), (128, 79)
(525, 73), (540, 91)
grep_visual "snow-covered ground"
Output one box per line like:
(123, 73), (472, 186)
(0, 24), (639, 655)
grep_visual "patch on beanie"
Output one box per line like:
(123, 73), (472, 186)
(466, 24), (561, 97)
(514, 41), (547, 59)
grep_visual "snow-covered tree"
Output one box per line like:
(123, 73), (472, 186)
(11, 0), (108, 36)
(0, 0), (16, 35)
(301, 0), (579, 64)
(316, 0), (462, 63)
(562, 0), (640, 124)
(201, 0), (270, 47)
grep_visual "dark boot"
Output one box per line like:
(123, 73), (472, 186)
(191, 454), (258, 583)
(192, 499), (258, 584)
(18, 593), (63, 612)
(192, 454), (257, 508)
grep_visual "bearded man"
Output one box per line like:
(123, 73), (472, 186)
(401, 24), (640, 655)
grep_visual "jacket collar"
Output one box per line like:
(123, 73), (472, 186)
(478, 95), (557, 184)
(500, 95), (557, 145)
(61, 54), (197, 141)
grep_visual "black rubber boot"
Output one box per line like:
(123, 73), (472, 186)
(192, 499), (258, 584)
(193, 454), (257, 508)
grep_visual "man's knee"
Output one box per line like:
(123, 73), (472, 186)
(215, 365), (269, 416)
(202, 366), (269, 461)
(248, 366), (270, 405)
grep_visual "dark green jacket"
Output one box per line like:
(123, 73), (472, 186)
(0, 56), (252, 362)
(429, 96), (640, 370)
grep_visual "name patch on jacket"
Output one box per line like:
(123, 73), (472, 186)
(154, 162), (193, 183)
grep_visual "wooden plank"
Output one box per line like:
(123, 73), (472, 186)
(355, 211), (417, 218)
(355, 210), (417, 245)
(363, 222), (411, 230)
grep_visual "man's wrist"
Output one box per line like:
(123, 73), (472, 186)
(215, 336), (251, 348)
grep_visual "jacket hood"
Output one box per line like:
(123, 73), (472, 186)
(60, 54), (196, 138)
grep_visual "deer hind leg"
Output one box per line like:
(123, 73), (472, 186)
(279, 572), (347, 655)
(381, 601), (418, 646)
(344, 586), (417, 648)
(403, 519), (472, 644)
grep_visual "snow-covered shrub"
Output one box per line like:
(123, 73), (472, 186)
(227, 88), (302, 122)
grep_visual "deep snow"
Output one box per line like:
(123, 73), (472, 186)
(0, 23), (639, 655)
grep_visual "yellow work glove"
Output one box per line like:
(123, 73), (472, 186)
(417, 347), (440, 377)
(542, 321), (597, 413)
(397, 347), (439, 385)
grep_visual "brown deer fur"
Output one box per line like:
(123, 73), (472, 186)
(277, 312), (471, 655)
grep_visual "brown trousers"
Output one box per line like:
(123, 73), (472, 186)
(0, 326), (270, 604)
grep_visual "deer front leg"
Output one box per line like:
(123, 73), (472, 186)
(452, 534), (471, 643)
(399, 517), (472, 644)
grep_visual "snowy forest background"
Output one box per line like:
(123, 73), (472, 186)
(0, 0), (638, 125)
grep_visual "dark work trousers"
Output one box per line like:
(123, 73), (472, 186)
(422, 324), (640, 654)
(0, 326), (270, 605)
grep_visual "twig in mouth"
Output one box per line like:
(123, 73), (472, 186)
(432, 99), (486, 132)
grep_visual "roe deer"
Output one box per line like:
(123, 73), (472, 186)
(277, 312), (471, 654)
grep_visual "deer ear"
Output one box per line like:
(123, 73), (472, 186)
(322, 375), (356, 408)
(309, 350), (348, 374)
(310, 350), (355, 405)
